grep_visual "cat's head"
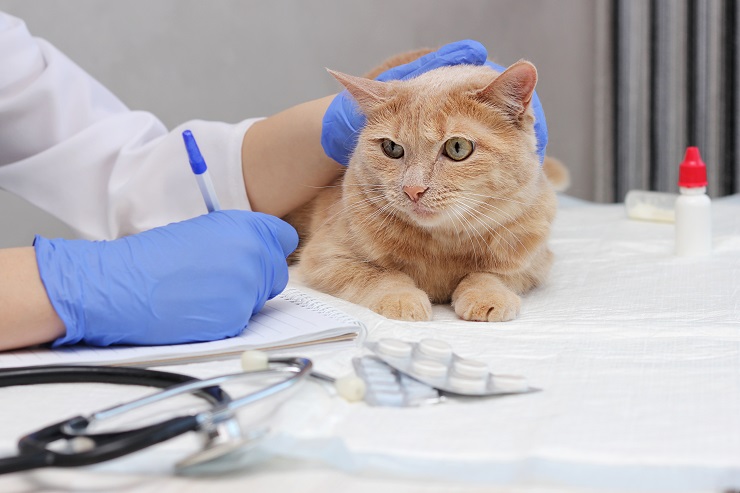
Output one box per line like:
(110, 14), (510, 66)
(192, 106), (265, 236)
(331, 61), (542, 230)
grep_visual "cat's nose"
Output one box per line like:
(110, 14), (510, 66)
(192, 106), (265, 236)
(403, 185), (428, 202)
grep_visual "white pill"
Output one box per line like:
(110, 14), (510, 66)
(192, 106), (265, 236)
(417, 339), (453, 360)
(377, 338), (413, 358)
(411, 358), (448, 378)
(448, 374), (488, 393)
(492, 375), (529, 393)
(240, 350), (269, 372)
(334, 375), (367, 402)
(453, 358), (489, 379)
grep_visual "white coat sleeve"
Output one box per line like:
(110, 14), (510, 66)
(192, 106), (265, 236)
(0, 12), (254, 240)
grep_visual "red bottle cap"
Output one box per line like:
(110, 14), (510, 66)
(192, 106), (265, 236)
(678, 146), (708, 188)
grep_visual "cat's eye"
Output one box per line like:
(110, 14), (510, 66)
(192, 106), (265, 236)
(444, 137), (474, 161)
(381, 139), (404, 159)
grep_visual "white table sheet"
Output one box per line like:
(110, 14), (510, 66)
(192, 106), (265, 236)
(1, 194), (738, 493)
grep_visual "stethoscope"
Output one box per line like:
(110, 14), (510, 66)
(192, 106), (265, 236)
(0, 356), (317, 476)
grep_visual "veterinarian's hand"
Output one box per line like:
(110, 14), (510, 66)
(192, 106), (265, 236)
(485, 61), (548, 163)
(34, 210), (298, 346)
(322, 39), (489, 166)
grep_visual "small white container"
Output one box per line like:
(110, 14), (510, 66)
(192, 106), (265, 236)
(675, 186), (711, 256)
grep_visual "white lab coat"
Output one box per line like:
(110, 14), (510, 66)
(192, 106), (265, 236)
(0, 12), (254, 240)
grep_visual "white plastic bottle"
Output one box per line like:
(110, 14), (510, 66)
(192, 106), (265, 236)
(674, 147), (711, 256)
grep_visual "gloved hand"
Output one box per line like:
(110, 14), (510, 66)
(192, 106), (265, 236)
(34, 210), (298, 347)
(321, 39), (548, 165)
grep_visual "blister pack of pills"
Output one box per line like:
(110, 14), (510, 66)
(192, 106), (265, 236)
(353, 355), (442, 407)
(365, 338), (535, 397)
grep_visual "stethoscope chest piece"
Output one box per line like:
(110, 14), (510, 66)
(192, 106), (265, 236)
(175, 420), (268, 475)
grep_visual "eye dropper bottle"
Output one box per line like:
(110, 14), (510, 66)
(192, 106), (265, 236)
(674, 147), (711, 256)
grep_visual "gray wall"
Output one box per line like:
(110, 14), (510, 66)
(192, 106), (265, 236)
(0, 0), (597, 247)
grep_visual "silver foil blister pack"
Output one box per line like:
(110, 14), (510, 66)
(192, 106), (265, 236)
(364, 338), (536, 397)
(353, 355), (441, 407)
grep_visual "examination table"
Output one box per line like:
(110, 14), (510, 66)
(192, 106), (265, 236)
(1, 194), (738, 493)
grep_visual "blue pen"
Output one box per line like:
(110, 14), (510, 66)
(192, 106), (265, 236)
(182, 130), (221, 212)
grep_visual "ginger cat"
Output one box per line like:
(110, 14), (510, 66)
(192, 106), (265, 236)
(287, 53), (558, 322)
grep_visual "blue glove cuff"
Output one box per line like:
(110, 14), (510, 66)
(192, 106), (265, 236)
(33, 235), (87, 347)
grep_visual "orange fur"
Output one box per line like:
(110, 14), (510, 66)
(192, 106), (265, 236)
(287, 58), (557, 322)
(542, 156), (570, 192)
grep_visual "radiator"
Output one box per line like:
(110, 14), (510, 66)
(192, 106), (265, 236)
(595, 0), (738, 201)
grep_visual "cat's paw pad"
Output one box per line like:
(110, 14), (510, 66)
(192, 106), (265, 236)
(453, 289), (521, 322)
(369, 289), (432, 321)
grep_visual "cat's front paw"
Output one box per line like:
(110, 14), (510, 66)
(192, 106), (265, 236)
(367, 289), (432, 321)
(453, 288), (521, 322)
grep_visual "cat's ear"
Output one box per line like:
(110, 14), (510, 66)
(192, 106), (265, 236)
(327, 69), (390, 113)
(476, 60), (537, 118)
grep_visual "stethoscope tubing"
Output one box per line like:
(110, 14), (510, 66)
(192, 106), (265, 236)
(0, 365), (226, 475)
(0, 358), (312, 475)
(0, 365), (229, 404)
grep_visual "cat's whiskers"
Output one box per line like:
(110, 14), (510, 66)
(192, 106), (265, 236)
(451, 201), (513, 254)
(343, 187), (396, 231)
(344, 202), (397, 252)
(458, 199), (531, 257)
(454, 200), (516, 252)
(463, 197), (537, 255)
(445, 207), (488, 271)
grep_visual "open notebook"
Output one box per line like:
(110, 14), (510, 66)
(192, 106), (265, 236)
(0, 288), (364, 368)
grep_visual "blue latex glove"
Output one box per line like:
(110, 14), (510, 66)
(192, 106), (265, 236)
(321, 40), (548, 165)
(34, 210), (298, 347)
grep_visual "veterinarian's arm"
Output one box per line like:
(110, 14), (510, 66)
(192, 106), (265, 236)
(241, 95), (344, 218)
(0, 247), (65, 350)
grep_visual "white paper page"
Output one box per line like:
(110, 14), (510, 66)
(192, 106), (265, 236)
(0, 289), (363, 368)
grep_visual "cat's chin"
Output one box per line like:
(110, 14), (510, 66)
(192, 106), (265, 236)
(405, 203), (446, 228)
